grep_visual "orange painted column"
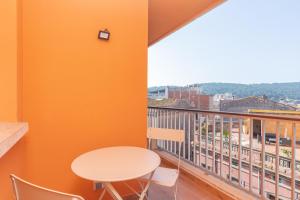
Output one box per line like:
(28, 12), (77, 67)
(21, 0), (148, 199)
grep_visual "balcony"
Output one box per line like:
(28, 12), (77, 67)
(148, 106), (300, 200)
(1, 0), (299, 199)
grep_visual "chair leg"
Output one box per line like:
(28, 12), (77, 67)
(144, 191), (149, 200)
(174, 180), (178, 200)
(138, 180), (145, 192)
(98, 188), (106, 200)
(138, 180), (149, 200)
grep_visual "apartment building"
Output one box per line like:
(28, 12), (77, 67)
(220, 96), (297, 113)
(148, 86), (214, 110)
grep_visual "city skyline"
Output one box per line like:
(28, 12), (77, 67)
(148, 1), (300, 87)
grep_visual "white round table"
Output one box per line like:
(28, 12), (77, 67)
(71, 146), (160, 200)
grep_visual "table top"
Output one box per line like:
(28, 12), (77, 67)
(71, 146), (161, 182)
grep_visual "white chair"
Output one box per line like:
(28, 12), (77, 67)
(10, 174), (85, 200)
(141, 127), (185, 200)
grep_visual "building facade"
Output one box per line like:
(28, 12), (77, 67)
(148, 86), (213, 110)
(220, 96), (297, 113)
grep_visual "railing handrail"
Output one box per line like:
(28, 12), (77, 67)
(148, 106), (300, 122)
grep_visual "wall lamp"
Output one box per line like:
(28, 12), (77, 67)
(98, 29), (110, 41)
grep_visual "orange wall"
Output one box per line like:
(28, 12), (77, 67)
(0, 140), (26, 200)
(19, 0), (148, 199)
(0, 0), (18, 121)
(0, 0), (25, 199)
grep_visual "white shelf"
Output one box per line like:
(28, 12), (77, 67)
(0, 122), (28, 158)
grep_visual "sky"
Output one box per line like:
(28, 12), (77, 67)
(148, 1), (300, 87)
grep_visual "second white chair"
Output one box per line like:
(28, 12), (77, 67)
(141, 127), (185, 200)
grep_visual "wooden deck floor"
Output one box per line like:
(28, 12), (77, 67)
(146, 171), (230, 200)
(124, 162), (233, 200)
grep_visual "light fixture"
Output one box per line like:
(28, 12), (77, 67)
(98, 29), (110, 41)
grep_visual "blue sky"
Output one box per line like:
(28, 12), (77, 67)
(148, 1), (300, 87)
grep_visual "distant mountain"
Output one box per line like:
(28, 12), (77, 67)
(195, 82), (300, 100)
(149, 82), (300, 101)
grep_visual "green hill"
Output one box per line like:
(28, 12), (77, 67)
(149, 82), (300, 101)
(196, 82), (300, 100)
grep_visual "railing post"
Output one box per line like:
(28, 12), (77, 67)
(183, 112), (186, 159)
(238, 119), (242, 187)
(155, 109), (160, 148)
(166, 110), (169, 151)
(150, 109), (153, 127)
(206, 115), (209, 170)
(175, 111), (177, 155)
(275, 121), (280, 200)
(152, 109), (154, 127)
(249, 118), (253, 192)
(291, 122), (296, 200)
(154, 109), (156, 128)
(163, 110), (167, 150)
(156, 109), (158, 128)
(178, 112), (181, 157)
(147, 109), (149, 128)
(170, 111), (173, 153)
(212, 116), (216, 173)
(188, 112), (191, 161)
(193, 113), (197, 165)
(155, 109), (158, 147)
(199, 113), (202, 167)
(159, 109), (162, 128)
(261, 120), (266, 198)
(229, 117), (232, 182)
(220, 116), (224, 178)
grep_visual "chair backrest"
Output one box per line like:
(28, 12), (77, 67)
(147, 127), (184, 143)
(10, 174), (85, 200)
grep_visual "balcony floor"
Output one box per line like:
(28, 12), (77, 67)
(147, 172), (227, 200)
(125, 161), (231, 200)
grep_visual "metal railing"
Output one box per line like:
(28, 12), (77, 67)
(147, 106), (300, 200)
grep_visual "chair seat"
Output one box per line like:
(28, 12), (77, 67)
(142, 167), (179, 187)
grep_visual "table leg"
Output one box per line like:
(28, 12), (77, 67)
(103, 182), (123, 200)
(139, 171), (154, 200)
(98, 188), (106, 200)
